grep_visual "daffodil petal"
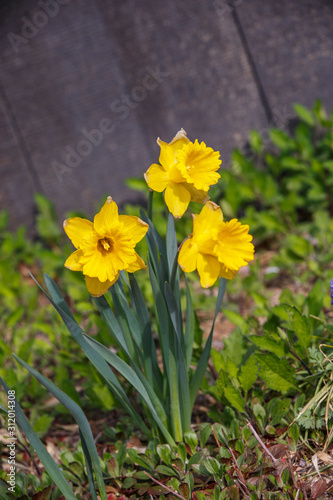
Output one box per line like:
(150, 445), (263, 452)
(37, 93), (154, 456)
(93, 196), (118, 235)
(197, 253), (220, 288)
(164, 183), (191, 218)
(168, 128), (189, 146)
(157, 129), (189, 168)
(219, 263), (238, 280)
(125, 253), (146, 272)
(85, 275), (118, 297)
(144, 163), (168, 192)
(178, 238), (198, 273)
(64, 249), (84, 271)
(63, 217), (94, 249)
(186, 184), (210, 204)
(119, 215), (149, 244)
(193, 201), (224, 235)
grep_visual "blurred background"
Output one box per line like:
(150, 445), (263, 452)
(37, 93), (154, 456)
(1, 0), (333, 232)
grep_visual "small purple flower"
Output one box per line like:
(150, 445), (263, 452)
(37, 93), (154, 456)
(331, 278), (333, 305)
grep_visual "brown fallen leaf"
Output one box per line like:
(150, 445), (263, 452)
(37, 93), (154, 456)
(316, 451), (333, 464)
(125, 436), (146, 453)
(311, 478), (328, 499)
(105, 485), (119, 495)
(267, 443), (287, 459)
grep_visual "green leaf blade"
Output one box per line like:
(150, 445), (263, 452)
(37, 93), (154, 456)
(11, 357), (107, 500)
(190, 278), (227, 409)
(256, 353), (298, 394)
(39, 275), (149, 435)
(83, 334), (176, 448)
(239, 355), (258, 393)
(251, 334), (287, 357)
(0, 378), (78, 500)
(224, 386), (246, 413)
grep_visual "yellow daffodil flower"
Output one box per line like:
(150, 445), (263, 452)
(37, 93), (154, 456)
(144, 129), (221, 218)
(178, 201), (254, 288)
(63, 197), (148, 296)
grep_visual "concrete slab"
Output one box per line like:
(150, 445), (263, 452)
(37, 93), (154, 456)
(0, 0), (267, 230)
(236, 0), (333, 115)
(0, 0), (153, 224)
(0, 86), (37, 232)
(98, 0), (268, 153)
(4, 0), (332, 230)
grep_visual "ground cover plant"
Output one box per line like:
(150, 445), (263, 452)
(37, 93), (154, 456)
(1, 103), (333, 499)
(217, 100), (333, 281)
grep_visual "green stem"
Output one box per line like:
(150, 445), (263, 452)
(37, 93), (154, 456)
(302, 463), (333, 479)
(290, 349), (312, 376)
(148, 190), (154, 221)
(169, 335), (183, 441)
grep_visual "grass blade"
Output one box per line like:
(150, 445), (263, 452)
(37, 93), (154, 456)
(166, 214), (181, 319)
(184, 276), (195, 370)
(164, 282), (184, 348)
(110, 285), (143, 368)
(0, 377), (78, 500)
(129, 273), (162, 391)
(12, 355), (107, 500)
(148, 257), (183, 438)
(79, 428), (97, 499)
(164, 282), (191, 434)
(83, 334), (176, 449)
(139, 209), (162, 281)
(148, 262), (182, 440)
(166, 212), (177, 277)
(36, 274), (149, 435)
(148, 257), (170, 380)
(43, 273), (75, 318)
(140, 209), (168, 285)
(189, 278), (227, 409)
(94, 295), (130, 355)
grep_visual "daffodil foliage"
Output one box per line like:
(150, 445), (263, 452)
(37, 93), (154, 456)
(87, 212), (229, 444)
(57, 130), (254, 444)
(7, 130), (254, 479)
